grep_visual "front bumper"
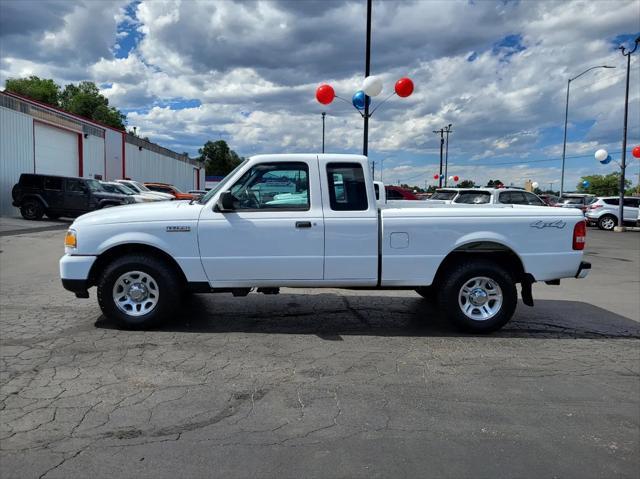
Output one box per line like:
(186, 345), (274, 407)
(575, 261), (591, 279)
(60, 254), (96, 298)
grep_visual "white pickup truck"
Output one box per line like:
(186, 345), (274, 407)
(60, 154), (590, 332)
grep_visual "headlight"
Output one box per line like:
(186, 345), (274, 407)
(64, 229), (77, 249)
(125, 197), (136, 204)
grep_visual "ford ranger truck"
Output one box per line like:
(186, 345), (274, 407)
(60, 154), (590, 332)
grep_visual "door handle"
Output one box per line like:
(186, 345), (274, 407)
(295, 221), (312, 228)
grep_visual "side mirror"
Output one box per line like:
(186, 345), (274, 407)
(215, 191), (235, 212)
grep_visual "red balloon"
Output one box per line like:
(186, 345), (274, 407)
(433, 174), (439, 180)
(453, 175), (459, 182)
(316, 84), (335, 105)
(632, 145), (640, 158)
(395, 77), (414, 98)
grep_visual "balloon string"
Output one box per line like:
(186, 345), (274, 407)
(369, 92), (397, 117)
(335, 95), (365, 117)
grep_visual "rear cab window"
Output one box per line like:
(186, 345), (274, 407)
(431, 190), (457, 201)
(327, 163), (368, 211)
(455, 191), (491, 204)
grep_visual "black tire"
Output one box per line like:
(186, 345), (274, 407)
(97, 254), (182, 329)
(20, 199), (44, 220)
(46, 212), (60, 220)
(437, 259), (517, 333)
(597, 215), (617, 231)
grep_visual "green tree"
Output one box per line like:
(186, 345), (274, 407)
(457, 179), (476, 188)
(5, 76), (60, 105)
(199, 140), (243, 176)
(577, 172), (631, 196)
(61, 81), (125, 129)
(487, 179), (503, 187)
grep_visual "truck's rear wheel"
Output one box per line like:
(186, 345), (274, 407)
(437, 260), (517, 333)
(97, 254), (180, 329)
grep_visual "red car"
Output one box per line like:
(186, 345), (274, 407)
(385, 186), (419, 200)
(144, 182), (195, 200)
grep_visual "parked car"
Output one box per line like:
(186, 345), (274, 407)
(100, 182), (158, 203)
(60, 153), (589, 333)
(427, 188), (546, 206)
(12, 173), (134, 220)
(555, 194), (596, 214)
(144, 182), (195, 200)
(115, 180), (173, 201)
(384, 186), (420, 200)
(585, 196), (640, 230)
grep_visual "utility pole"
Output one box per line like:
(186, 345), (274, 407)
(444, 124), (452, 186)
(321, 112), (326, 153)
(362, 0), (372, 157)
(433, 128), (445, 187)
(616, 36), (639, 231)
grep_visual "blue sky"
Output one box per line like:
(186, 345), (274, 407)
(1, 0), (638, 190)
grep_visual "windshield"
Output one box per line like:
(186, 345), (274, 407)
(561, 197), (585, 205)
(86, 179), (103, 192)
(431, 190), (457, 200)
(134, 181), (152, 192)
(199, 159), (249, 204)
(113, 183), (134, 195)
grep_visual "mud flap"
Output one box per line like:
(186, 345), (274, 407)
(520, 277), (534, 307)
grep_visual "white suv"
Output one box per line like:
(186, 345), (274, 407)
(428, 188), (546, 206)
(585, 196), (640, 230)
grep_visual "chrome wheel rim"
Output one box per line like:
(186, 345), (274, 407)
(112, 271), (159, 317)
(601, 217), (615, 230)
(458, 276), (503, 321)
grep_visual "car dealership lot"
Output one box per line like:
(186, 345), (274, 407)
(1, 226), (638, 478)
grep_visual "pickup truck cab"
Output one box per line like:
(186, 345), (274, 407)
(60, 154), (590, 332)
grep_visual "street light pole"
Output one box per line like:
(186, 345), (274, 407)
(444, 124), (452, 186)
(363, 0), (372, 157)
(433, 128), (444, 188)
(321, 112), (326, 153)
(560, 65), (615, 197)
(617, 36), (639, 231)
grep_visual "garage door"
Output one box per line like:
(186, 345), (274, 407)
(34, 122), (79, 176)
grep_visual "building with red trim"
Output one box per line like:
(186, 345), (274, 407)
(0, 91), (204, 216)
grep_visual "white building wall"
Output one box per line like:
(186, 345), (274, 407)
(82, 134), (105, 180)
(0, 107), (33, 216)
(125, 143), (201, 191)
(104, 129), (123, 180)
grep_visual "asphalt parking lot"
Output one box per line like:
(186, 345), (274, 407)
(1, 223), (638, 478)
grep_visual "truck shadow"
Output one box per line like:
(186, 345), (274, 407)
(95, 292), (640, 340)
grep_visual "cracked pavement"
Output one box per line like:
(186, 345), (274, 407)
(1, 227), (639, 478)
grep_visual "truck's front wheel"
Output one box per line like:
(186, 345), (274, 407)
(97, 254), (180, 329)
(438, 260), (517, 333)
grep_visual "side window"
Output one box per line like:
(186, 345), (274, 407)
(386, 189), (404, 200)
(66, 179), (85, 193)
(21, 175), (42, 188)
(604, 198), (618, 205)
(498, 192), (512, 204)
(509, 192), (527, 204)
(524, 192), (544, 205)
(623, 198), (639, 207)
(229, 162), (309, 210)
(327, 163), (368, 211)
(44, 177), (63, 191)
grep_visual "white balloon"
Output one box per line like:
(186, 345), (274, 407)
(595, 149), (608, 162)
(448, 176), (454, 181)
(532, 182), (539, 189)
(362, 76), (383, 97)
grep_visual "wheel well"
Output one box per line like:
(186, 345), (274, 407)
(88, 244), (188, 287)
(432, 241), (528, 286)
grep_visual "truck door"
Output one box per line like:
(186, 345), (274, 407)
(198, 159), (324, 285)
(318, 159), (378, 285)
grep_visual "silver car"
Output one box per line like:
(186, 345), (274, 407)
(585, 196), (640, 230)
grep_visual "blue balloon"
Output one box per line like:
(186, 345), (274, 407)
(352, 90), (370, 110)
(440, 174), (444, 180)
(599, 155), (612, 165)
(582, 180), (590, 188)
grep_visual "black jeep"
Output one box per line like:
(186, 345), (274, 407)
(12, 174), (135, 220)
